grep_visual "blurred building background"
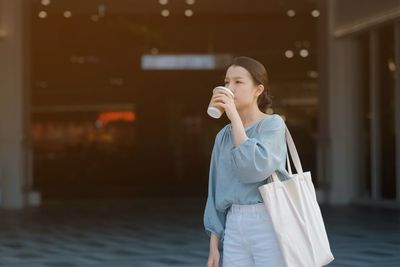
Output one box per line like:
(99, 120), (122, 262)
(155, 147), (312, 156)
(319, 0), (400, 207)
(0, 0), (399, 210)
(1, 1), (400, 266)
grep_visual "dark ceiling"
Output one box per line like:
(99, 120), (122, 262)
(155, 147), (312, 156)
(32, 0), (318, 15)
(30, 0), (319, 106)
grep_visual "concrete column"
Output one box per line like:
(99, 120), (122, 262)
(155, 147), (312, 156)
(0, 0), (36, 209)
(369, 30), (382, 200)
(327, 38), (364, 204)
(322, 0), (364, 205)
(316, 0), (331, 204)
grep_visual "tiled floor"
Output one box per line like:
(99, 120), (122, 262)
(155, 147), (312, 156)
(0, 197), (399, 267)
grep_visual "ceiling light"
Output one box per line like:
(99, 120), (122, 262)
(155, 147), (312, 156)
(35, 81), (49, 88)
(109, 78), (124, 86)
(307, 70), (318, 79)
(63, 11), (72, 18)
(76, 56), (85, 64)
(70, 56), (78, 63)
(70, 56), (86, 64)
(299, 49), (309, 58)
(311, 9), (320, 17)
(41, 0), (51, 6)
(91, 14), (99, 22)
(159, 0), (168, 5)
(150, 48), (159, 55)
(185, 9), (194, 17)
(286, 9), (296, 17)
(98, 4), (106, 17)
(186, 0), (195, 4)
(388, 58), (396, 72)
(38, 11), (47, 19)
(0, 29), (6, 39)
(285, 50), (294, 59)
(87, 56), (100, 63)
(161, 9), (170, 17)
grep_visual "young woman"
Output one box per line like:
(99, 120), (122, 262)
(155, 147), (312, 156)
(204, 56), (290, 267)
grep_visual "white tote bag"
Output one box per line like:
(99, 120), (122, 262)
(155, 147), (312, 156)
(258, 125), (334, 267)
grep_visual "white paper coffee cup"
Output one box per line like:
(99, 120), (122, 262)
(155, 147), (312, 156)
(207, 86), (234, 119)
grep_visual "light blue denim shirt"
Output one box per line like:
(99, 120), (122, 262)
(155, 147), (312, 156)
(203, 114), (290, 244)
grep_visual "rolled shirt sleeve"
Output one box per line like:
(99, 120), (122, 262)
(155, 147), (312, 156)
(204, 197), (226, 241)
(203, 135), (226, 243)
(230, 117), (286, 184)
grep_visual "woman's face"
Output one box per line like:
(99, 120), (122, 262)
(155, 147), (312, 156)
(224, 65), (263, 111)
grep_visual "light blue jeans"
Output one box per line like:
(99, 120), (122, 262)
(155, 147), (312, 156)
(222, 202), (286, 267)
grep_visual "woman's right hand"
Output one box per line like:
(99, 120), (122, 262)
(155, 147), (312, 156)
(207, 246), (220, 267)
(209, 90), (224, 108)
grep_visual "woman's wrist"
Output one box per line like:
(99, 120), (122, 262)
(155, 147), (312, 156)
(210, 233), (220, 249)
(231, 116), (247, 147)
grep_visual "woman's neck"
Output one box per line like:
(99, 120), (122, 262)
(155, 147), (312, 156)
(237, 106), (267, 128)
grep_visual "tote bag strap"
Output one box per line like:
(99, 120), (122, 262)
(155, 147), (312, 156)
(285, 125), (303, 174)
(286, 154), (292, 175)
(272, 125), (304, 182)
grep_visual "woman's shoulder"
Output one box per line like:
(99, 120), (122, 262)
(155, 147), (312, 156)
(215, 124), (230, 141)
(258, 114), (286, 131)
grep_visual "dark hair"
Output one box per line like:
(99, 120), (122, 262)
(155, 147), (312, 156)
(227, 56), (272, 112)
